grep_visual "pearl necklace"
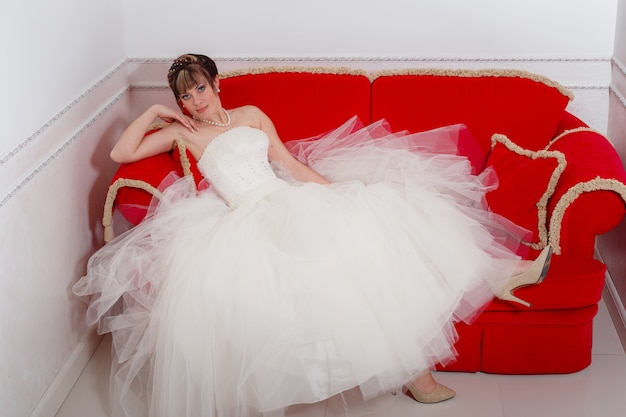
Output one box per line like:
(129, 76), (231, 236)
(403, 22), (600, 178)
(193, 108), (231, 127)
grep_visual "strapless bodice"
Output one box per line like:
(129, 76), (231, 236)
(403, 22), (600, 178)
(197, 127), (282, 207)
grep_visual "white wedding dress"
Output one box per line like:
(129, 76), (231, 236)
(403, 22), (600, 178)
(74, 118), (528, 417)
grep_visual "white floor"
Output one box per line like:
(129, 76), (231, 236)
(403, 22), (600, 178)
(56, 289), (626, 417)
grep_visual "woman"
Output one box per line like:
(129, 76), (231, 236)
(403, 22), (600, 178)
(74, 54), (551, 417)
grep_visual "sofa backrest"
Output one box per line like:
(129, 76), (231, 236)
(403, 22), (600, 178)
(219, 68), (372, 141)
(371, 69), (573, 158)
(105, 66), (575, 232)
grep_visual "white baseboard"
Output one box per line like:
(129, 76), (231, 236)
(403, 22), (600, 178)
(30, 329), (102, 417)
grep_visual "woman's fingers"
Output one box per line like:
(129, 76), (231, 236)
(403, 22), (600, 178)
(160, 109), (198, 132)
(182, 115), (199, 132)
(170, 109), (198, 132)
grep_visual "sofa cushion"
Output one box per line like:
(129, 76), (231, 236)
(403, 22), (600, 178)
(485, 133), (566, 249)
(219, 67), (372, 141)
(371, 69), (573, 157)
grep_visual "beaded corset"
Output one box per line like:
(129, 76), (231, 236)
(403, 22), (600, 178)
(197, 126), (283, 207)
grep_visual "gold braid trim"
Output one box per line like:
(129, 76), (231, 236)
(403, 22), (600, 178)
(549, 178), (626, 255)
(102, 179), (164, 243)
(372, 68), (574, 100)
(149, 121), (170, 131)
(220, 66), (369, 79)
(491, 133), (567, 250)
(545, 127), (604, 150)
(171, 139), (197, 192)
(102, 139), (195, 243)
(174, 139), (191, 176)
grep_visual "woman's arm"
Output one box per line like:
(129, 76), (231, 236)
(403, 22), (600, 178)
(254, 107), (330, 184)
(110, 104), (198, 163)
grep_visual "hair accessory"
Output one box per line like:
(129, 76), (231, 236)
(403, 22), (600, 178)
(169, 56), (194, 74)
(169, 61), (186, 74)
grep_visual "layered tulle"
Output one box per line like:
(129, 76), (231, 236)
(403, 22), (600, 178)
(74, 118), (529, 417)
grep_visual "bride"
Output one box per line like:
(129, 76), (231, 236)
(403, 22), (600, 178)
(74, 53), (551, 417)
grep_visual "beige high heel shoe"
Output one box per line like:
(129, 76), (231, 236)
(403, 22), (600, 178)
(497, 245), (552, 308)
(406, 382), (456, 403)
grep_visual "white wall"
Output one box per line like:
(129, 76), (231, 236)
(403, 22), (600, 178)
(0, 1), (619, 416)
(122, 0), (617, 133)
(123, 0), (615, 59)
(617, 0), (626, 66)
(600, 0), (626, 336)
(0, 2), (128, 417)
(1, 1), (126, 157)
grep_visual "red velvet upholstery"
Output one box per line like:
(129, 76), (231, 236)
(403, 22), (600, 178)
(485, 136), (564, 246)
(109, 131), (204, 225)
(370, 70), (572, 154)
(112, 153), (179, 225)
(478, 303), (598, 374)
(546, 127), (626, 260)
(104, 67), (626, 374)
(219, 70), (372, 141)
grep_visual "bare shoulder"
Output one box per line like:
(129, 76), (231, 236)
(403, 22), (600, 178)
(233, 104), (264, 115)
(229, 105), (267, 124)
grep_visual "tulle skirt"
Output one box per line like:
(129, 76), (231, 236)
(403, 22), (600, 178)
(74, 118), (529, 417)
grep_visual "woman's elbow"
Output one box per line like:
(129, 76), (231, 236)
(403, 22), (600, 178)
(110, 147), (132, 164)
(110, 148), (122, 163)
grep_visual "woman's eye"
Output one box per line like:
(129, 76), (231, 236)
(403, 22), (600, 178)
(180, 94), (190, 101)
(197, 85), (206, 93)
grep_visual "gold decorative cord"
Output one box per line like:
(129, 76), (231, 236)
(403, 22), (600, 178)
(220, 66), (369, 79)
(371, 68), (574, 99)
(102, 139), (195, 243)
(549, 177), (626, 254)
(102, 179), (163, 243)
(490, 133), (567, 250)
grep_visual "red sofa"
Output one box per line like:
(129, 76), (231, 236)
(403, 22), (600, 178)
(103, 67), (626, 375)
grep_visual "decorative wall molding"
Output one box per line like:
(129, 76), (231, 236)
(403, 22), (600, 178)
(0, 88), (129, 210)
(611, 55), (626, 110)
(0, 58), (129, 210)
(129, 56), (612, 136)
(130, 84), (169, 90)
(129, 56), (612, 91)
(613, 55), (626, 77)
(2, 57), (612, 210)
(129, 56), (611, 63)
(610, 85), (626, 109)
(0, 61), (128, 167)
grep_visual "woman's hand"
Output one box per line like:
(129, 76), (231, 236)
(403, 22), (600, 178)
(151, 104), (199, 133)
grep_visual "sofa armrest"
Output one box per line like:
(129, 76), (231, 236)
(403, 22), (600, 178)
(546, 128), (626, 257)
(103, 139), (200, 242)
